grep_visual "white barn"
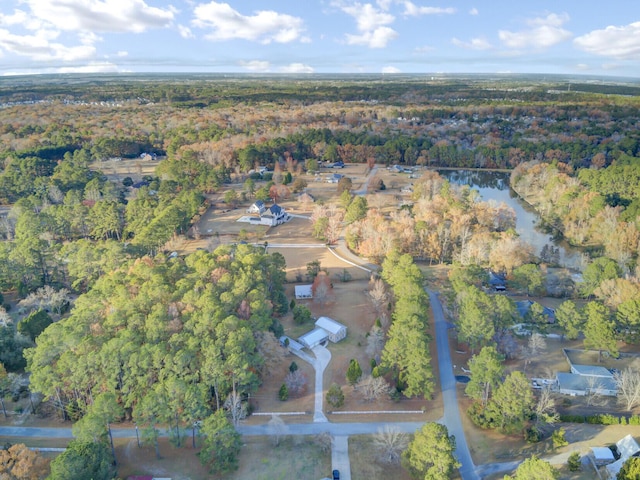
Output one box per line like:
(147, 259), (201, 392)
(315, 316), (347, 343)
(295, 285), (313, 299)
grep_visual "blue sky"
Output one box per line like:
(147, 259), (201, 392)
(0, 0), (638, 77)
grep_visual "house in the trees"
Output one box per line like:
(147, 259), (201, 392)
(488, 272), (507, 291)
(516, 300), (555, 323)
(247, 200), (266, 214)
(298, 316), (347, 349)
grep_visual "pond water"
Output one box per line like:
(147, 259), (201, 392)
(438, 169), (581, 269)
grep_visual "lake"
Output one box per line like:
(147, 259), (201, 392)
(438, 169), (582, 269)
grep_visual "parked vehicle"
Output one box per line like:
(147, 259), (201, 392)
(332, 469), (340, 480)
(332, 161), (344, 168)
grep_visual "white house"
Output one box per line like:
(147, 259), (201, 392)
(247, 200), (266, 214)
(315, 316), (347, 343)
(327, 173), (344, 184)
(261, 204), (289, 226)
(295, 285), (313, 299)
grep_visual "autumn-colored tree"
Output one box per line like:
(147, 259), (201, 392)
(0, 443), (49, 480)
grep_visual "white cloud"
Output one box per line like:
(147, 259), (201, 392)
(0, 0), (174, 65)
(335, 1), (398, 48)
(574, 22), (640, 59)
(402, 2), (456, 17)
(602, 63), (621, 70)
(469, 7), (478, 16)
(452, 36), (491, 50)
(23, 0), (174, 34)
(280, 63), (314, 73)
(239, 60), (270, 72)
(382, 66), (400, 73)
(116, 51), (128, 57)
(575, 63), (589, 70)
(193, 2), (306, 44)
(414, 45), (435, 53)
(55, 62), (122, 73)
(346, 26), (397, 48)
(341, 3), (394, 31)
(178, 24), (195, 39)
(499, 13), (571, 50)
(0, 28), (95, 61)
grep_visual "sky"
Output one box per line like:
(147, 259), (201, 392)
(0, 0), (638, 77)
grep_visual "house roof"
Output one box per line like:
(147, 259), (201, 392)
(572, 364), (614, 377)
(516, 300), (555, 319)
(489, 272), (506, 286)
(606, 436), (640, 479)
(617, 434), (640, 460)
(254, 200), (265, 207)
(557, 372), (617, 393)
(315, 316), (346, 335)
(269, 204), (282, 215)
(299, 327), (329, 347)
(591, 447), (615, 461)
(295, 285), (313, 298)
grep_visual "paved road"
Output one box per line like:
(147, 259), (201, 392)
(429, 289), (480, 480)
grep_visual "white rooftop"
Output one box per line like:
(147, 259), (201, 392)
(315, 316), (346, 334)
(295, 285), (313, 299)
(572, 364), (614, 377)
(591, 447), (614, 461)
(299, 327), (329, 348)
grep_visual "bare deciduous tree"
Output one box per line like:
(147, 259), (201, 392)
(523, 333), (547, 372)
(585, 376), (606, 407)
(360, 375), (390, 402)
(614, 367), (640, 411)
(285, 370), (308, 396)
(224, 391), (247, 426)
(368, 278), (389, 325)
(17, 286), (70, 315)
(312, 272), (332, 305)
(365, 325), (384, 359)
(267, 414), (288, 446)
(373, 426), (408, 465)
(534, 386), (558, 427)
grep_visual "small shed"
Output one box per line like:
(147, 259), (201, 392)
(315, 316), (347, 343)
(590, 447), (615, 466)
(295, 285), (313, 299)
(299, 327), (329, 349)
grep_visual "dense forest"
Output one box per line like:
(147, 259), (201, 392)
(3, 75), (640, 476)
